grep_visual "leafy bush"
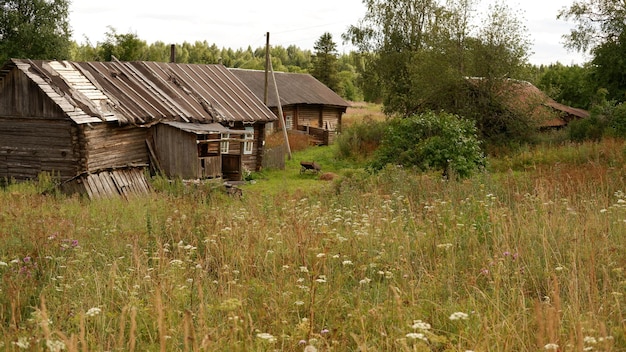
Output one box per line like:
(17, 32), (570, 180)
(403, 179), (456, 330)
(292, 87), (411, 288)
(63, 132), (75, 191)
(369, 111), (485, 178)
(605, 103), (626, 138)
(335, 118), (386, 161)
(567, 116), (605, 142)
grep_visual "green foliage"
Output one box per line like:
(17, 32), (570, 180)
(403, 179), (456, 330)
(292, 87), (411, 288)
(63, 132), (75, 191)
(559, 1), (626, 104)
(335, 118), (386, 161)
(590, 30), (626, 103)
(606, 103), (626, 137)
(344, 0), (531, 117)
(369, 111), (485, 178)
(535, 63), (594, 109)
(98, 27), (148, 61)
(311, 32), (340, 92)
(0, 0), (72, 63)
(558, 0), (626, 53)
(567, 115), (605, 142)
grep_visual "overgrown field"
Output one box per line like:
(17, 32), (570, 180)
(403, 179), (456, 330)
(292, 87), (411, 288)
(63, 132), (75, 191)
(1, 140), (626, 351)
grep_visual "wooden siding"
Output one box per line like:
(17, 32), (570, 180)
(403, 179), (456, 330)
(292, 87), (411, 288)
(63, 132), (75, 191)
(232, 123), (265, 172)
(152, 124), (200, 179)
(322, 109), (342, 131)
(0, 117), (80, 180)
(83, 124), (149, 171)
(60, 168), (151, 199)
(298, 107), (322, 128)
(0, 67), (67, 119)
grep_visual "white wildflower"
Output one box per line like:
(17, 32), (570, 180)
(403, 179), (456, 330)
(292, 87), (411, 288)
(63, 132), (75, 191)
(544, 343), (559, 350)
(584, 336), (597, 344)
(85, 307), (101, 317)
(46, 339), (66, 352)
(406, 332), (428, 341)
(359, 277), (372, 285)
(449, 312), (469, 321)
(256, 332), (277, 343)
(411, 320), (431, 331)
(169, 259), (184, 266)
(12, 337), (30, 349)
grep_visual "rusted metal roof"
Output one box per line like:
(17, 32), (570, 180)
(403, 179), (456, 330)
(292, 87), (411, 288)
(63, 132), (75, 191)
(229, 68), (350, 109)
(1, 59), (277, 126)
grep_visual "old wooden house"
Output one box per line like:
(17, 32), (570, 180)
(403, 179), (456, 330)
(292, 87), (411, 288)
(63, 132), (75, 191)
(230, 69), (350, 145)
(0, 59), (276, 197)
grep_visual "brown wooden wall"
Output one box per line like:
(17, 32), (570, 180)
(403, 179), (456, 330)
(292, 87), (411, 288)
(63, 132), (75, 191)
(151, 124), (199, 179)
(0, 117), (80, 180)
(269, 104), (343, 132)
(0, 69), (67, 119)
(83, 124), (149, 172)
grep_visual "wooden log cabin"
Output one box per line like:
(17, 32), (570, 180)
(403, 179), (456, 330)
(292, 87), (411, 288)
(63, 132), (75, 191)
(230, 69), (350, 145)
(0, 59), (277, 198)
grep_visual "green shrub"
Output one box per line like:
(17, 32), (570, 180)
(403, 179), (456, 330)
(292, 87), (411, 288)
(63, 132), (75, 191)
(567, 116), (605, 142)
(369, 111), (485, 178)
(335, 118), (386, 161)
(606, 103), (626, 138)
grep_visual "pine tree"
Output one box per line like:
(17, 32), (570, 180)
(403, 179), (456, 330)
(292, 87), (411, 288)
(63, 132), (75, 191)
(311, 32), (340, 92)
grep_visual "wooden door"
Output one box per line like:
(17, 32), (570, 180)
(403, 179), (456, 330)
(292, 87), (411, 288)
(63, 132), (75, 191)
(222, 154), (241, 181)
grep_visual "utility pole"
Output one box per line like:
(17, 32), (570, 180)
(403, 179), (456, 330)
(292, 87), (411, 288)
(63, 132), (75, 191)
(264, 32), (270, 105)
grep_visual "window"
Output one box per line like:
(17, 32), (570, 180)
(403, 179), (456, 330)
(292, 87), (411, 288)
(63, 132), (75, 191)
(285, 115), (293, 130)
(220, 133), (230, 153)
(243, 127), (254, 155)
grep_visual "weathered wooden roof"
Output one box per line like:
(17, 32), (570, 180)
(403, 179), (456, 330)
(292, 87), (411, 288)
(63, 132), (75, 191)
(466, 78), (589, 128)
(229, 68), (350, 109)
(161, 121), (241, 134)
(0, 59), (277, 125)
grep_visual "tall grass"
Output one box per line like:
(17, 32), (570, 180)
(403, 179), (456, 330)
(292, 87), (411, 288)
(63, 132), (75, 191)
(1, 140), (625, 351)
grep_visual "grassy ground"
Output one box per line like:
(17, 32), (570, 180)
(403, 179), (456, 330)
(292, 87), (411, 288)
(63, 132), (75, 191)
(1, 139), (626, 351)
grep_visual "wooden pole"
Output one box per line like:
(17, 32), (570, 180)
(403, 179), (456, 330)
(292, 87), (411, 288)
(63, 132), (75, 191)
(269, 59), (292, 160)
(264, 32), (270, 105)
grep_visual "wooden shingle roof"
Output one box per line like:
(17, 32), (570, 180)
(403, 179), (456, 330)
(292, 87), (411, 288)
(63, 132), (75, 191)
(230, 68), (350, 109)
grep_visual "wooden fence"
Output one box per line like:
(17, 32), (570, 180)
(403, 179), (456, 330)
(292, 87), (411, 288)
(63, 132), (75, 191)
(262, 145), (286, 170)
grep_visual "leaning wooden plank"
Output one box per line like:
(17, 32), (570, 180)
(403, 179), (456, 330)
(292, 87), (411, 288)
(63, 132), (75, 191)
(110, 170), (129, 199)
(97, 172), (115, 198)
(122, 169), (139, 195)
(103, 171), (120, 197)
(128, 169), (145, 195)
(132, 170), (147, 195)
(83, 175), (99, 199)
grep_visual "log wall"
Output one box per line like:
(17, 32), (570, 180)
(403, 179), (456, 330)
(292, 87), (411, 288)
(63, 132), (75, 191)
(83, 124), (149, 171)
(0, 117), (80, 180)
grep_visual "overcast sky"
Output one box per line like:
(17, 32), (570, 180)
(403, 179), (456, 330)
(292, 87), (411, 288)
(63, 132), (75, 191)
(69, 0), (588, 66)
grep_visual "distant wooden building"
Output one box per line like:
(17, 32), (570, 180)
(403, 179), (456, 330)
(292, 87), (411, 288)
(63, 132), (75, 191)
(0, 59), (276, 198)
(230, 69), (350, 145)
(467, 78), (589, 129)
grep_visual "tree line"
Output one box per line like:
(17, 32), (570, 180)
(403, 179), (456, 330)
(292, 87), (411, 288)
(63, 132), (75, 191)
(3, 0), (626, 146)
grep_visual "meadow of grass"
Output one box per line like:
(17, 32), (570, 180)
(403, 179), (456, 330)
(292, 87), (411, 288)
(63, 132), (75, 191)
(1, 139), (626, 351)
